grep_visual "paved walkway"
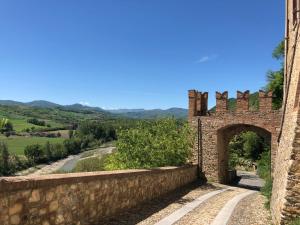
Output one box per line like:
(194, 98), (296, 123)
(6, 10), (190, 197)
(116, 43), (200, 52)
(236, 170), (265, 190)
(100, 182), (271, 225)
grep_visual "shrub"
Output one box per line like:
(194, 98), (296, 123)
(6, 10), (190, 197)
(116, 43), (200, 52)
(24, 144), (45, 163)
(10, 154), (32, 172)
(289, 218), (300, 225)
(63, 138), (82, 154)
(257, 149), (272, 208)
(72, 156), (107, 172)
(51, 143), (67, 160)
(0, 142), (10, 175)
(69, 130), (74, 139)
(104, 118), (194, 170)
(27, 118), (46, 126)
(44, 141), (52, 161)
(0, 118), (13, 133)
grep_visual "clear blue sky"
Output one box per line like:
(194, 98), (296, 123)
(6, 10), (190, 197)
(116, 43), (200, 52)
(0, 0), (284, 109)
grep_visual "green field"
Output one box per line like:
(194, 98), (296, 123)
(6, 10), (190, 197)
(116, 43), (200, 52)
(9, 118), (64, 132)
(0, 136), (65, 155)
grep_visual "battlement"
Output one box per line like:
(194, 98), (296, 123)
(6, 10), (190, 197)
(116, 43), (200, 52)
(216, 91), (228, 112)
(236, 90), (250, 112)
(188, 90), (208, 118)
(188, 90), (275, 117)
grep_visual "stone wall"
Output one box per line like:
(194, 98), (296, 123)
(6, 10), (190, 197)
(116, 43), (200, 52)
(0, 165), (198, 225)
(271, 0), (300, 223)
(188, 90), (281, 183)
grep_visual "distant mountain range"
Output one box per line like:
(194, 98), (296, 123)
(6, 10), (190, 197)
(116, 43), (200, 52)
(0, 100), (188, 119)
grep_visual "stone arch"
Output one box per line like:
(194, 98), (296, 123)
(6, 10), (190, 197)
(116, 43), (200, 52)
(188, 90), (282, 183)
(217, 124), (272, 184)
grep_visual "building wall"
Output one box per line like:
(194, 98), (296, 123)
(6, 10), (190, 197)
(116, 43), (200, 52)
(271, 0), (300, 223)
(0, 165), (198, 225)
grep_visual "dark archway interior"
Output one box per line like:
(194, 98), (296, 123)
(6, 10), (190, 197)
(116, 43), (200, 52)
(217, 124), (271, 184)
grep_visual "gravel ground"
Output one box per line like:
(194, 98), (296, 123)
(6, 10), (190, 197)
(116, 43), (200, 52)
(100, 182), (219, 225)
(227, 192), (272, 225)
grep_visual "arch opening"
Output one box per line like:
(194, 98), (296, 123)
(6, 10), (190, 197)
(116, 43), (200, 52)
(217, 124), (272, 185)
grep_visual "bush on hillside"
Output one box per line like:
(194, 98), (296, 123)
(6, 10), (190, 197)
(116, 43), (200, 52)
(27, 118), (46, 126)
(49, 143), (67, 160)
(104, 118), (194, 170)
(0, 142), (10, 175)
(24, 144), (45, 163)
(63, 138), (82, 155)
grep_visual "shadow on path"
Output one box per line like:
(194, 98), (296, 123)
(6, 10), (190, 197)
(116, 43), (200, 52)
(99, 181), (218, 225)
(231, 171), (265, 191)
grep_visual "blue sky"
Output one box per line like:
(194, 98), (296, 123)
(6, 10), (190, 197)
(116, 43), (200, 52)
(0, 0), (284, 109)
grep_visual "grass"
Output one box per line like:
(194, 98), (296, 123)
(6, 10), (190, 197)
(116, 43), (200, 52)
(10, 118), (64, 132)
(289, 218), (300, 225)
(0, 135), (65, 155)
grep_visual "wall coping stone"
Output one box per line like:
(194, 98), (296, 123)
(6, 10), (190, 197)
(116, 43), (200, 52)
(0, 164), (197, 193)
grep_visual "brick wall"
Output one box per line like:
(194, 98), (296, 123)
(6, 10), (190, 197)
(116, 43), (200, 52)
(188, 90), (282, 183)
(271, 0), (300, 223)
(0, 165), (198, 225)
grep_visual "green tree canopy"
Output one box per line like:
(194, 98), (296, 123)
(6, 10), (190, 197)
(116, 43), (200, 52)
(104, 118), (194, 170)
(265, 40), (284, 109)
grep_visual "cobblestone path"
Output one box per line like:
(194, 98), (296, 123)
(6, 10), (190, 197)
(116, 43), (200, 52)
(100, 182), (271, 225)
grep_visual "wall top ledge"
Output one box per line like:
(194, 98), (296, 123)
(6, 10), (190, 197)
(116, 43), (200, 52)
(0, 164), (197, 193)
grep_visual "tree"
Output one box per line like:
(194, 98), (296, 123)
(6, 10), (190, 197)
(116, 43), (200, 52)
(0, 118), (13, 133)
(0, 142), (10, 175)
(265, 40), (284, 109)
(24, 144), (45, 163)
(104, 118), (194, 170)
(44, 141), (52, 161)
(68, 130), (74, 139)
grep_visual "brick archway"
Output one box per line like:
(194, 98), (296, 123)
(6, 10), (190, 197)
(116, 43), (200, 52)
(188, 90), (282, 183)
(217, 124), (272, 183)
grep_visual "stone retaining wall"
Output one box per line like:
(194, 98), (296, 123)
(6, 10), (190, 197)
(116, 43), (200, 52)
(0, 165), (198, 225)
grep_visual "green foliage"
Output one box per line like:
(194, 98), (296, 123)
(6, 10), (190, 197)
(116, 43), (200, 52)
(228, 131), (265, 169)
(44, 141), (52, 161)
(69, 130), (74, 139)
(257, 150), (271, 180)
(24, 144), (45, 163)
(210, 93), (259, 112)
(265, 41), (284, 109)
(104, 118), (194, 170)
(63, 138), (82, 155)
(50, 143), (67, 160)
(72, 156), (107, 172)
(0, 118), (13, 133)
(0, 136), (65, 155)
(77, 121), (117, 142)
(289, 218), (300, 225)
(272, 40), (284, 60)
(261, 177), (273, 209)
(266, 69), (284, 109)
(27, 118), (46, 126)
(0, 142), (10, 175)
(257, 149), (272, 208)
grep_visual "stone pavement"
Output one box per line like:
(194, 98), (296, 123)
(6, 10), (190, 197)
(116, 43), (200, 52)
(100, 182), (271, 225)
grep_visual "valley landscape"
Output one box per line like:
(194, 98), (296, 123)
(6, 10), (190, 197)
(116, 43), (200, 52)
(0, 1), (299, 225)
